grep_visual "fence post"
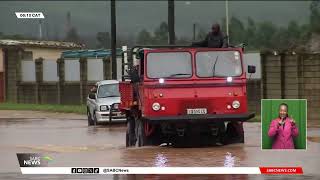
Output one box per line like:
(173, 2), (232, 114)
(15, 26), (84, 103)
(79, 57), (87, 104)
(121, 51), (125, 81)
(297, 53), (304, 99)
(57, 58), (65, 104)
(279, 52), (286, 99)
(35, 57), (43, 104)
(15, 49), (23, 103)
(260, 52), (266, 99)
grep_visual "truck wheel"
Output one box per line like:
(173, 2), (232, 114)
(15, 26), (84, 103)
(216, 122), (226, 145)
(87, 109), (94, 126)
(224, 122), (244, 144)
(172, 136), (187, 148)
(136, 119), (147, 147)
(148, 125), (162, 146)
(126, 116), (136, 147)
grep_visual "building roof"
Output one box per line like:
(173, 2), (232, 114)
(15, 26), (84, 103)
(61, 49), (123, 58)
(0, 39), (84, 49)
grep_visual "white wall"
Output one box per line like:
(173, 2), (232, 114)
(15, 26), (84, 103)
(87, 58), (103, 81)
(21, 61), (36, 82)
(117, 57), (122, 81)
(64, 59), (80, 81)
(43, 60), (58, 82)
(243, 53), (261, 79)
(24, 47), (69, 61)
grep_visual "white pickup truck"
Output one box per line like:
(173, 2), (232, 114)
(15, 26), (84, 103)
(87, 80), (126, 126)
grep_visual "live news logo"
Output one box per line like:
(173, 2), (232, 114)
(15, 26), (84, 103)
(71, 168), (99, 174)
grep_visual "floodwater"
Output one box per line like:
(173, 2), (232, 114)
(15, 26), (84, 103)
(0, 110), (319, 180)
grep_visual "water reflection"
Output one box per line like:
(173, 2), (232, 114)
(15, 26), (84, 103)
(121, 145), (246, 167)
(224, 152), (235, 167)
(154, 153), (168, 167)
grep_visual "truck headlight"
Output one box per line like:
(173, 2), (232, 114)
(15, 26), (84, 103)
(159, 78), (165, 84)
(100, 105), (109, 111)
(232, 100), (240, 109)
(152, 102), (161, 111)
(227, 77), (233, 82)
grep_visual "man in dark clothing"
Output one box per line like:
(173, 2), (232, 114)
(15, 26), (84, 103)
(192, 23), (228, 48)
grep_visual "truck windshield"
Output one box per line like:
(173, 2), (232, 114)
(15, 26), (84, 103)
(97, 84), (120, 98)
(146, 52), (192, 79)
(196, 51), (242, 77)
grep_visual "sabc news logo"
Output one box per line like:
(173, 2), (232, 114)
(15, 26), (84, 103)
(16, 153), (53, 167)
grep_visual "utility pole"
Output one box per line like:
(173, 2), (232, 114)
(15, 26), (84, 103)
(225, 0), (230, 45)
(39, 20), (42, 40)
(111, 0), (117, 79)
(193, 23), (196, 41)
(168, 0), (175, 45)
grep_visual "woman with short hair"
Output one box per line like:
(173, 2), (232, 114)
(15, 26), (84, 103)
(268, 103), (299, 149)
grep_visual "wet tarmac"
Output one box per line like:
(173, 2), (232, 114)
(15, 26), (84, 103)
(0, 110), (319, 179)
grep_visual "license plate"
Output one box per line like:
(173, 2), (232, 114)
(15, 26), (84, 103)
(187, 108), (207, 115)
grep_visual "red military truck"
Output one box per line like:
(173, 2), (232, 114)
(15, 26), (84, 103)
(119, 46), (255, 147)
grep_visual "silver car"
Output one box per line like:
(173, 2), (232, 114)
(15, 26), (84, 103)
(87, 80), (126, 126)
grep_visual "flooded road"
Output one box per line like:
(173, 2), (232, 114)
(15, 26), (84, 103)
(0, 110), (319, 179)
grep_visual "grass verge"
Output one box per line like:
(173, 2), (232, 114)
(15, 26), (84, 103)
(0, 103), (261, 121)
(0, 103), (86, 114)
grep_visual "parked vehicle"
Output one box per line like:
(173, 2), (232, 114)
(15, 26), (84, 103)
(119, 46), (256, 147)
(87, 80), (126, 126)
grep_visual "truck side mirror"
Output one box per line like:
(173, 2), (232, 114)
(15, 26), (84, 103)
(248, 65), (256, 74)
(90, 86), (97, 93)
(89, 93), (96, 100)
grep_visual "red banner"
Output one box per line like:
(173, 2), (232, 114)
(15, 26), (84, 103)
(259, 167), (303, 174)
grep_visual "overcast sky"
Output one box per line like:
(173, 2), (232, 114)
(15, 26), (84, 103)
(0, 1), (311, 39)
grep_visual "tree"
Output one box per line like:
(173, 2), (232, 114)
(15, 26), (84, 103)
(196, 26), (207, 41)
(299, 24), (312, 43)
(256, 21), (277, 49)
(272, 27), (290, 49)
(287, 21), (301, 39)
(282, 20), (302, 49)
(154, 22), (169, 44)
(176, 36), (190, 45)
(136, 29), (153, 45)
(65, 27), (80, 43)
(0, 32), (28, 40)
(229, 16), (246, 45)
(245, 17), (257, 49)
(96, 32), (110, 48)
(310, 0), (320, 33)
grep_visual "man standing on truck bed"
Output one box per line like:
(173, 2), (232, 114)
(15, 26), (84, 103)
(192, 23), (228, 48)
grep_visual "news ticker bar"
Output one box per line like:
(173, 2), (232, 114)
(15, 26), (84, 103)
(20, 167), (303, 175)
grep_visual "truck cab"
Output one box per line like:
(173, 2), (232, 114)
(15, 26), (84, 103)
(120, 46), (255, 147)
